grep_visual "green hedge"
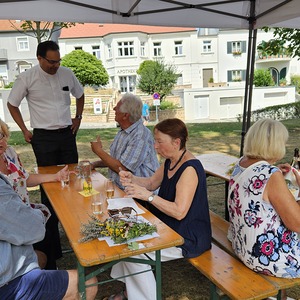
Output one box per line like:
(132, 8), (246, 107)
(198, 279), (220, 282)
(251, 101), (300, 121)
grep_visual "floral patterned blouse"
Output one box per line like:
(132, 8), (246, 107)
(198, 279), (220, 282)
(1, 146), (50, 220)
(228, 159), (300, 278)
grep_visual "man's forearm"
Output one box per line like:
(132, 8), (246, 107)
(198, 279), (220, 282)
(7, 102), (27, 132)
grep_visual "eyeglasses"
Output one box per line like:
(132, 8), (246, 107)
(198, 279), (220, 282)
(108, 207), (137, 220)
(42, 57), (61, 65)
(0, 132), (5, 140)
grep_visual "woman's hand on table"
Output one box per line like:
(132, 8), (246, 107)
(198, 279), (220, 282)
(56, 165), (69, 181)
(123, 183), (151, 201)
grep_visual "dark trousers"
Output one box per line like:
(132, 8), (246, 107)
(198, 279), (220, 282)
(31, 126), (78, 269)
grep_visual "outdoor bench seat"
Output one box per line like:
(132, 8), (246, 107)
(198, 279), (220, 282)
(209, 210), (300, 299)
(189, 243), (277, 299)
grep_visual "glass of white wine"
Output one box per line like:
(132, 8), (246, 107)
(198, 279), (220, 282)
(105, 178), (115, 199)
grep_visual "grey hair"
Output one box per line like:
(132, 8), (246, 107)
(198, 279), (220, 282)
(119, 93), (143, 123)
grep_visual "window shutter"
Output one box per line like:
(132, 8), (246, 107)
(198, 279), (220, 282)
(227, 42), (232, 54)
(279, 67), (287, 80)
(227, 70), (232, 82)
(242, 41), (247, 53)
(242, 70), (246, 81)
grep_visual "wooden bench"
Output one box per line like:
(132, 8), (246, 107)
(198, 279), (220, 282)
(209, 210), (300, 299)
(189, 243), (278, 299)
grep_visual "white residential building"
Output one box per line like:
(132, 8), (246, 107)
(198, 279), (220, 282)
(0, 21), (299, 122)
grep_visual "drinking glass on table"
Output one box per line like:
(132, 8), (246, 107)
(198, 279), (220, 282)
(105, 178), (115, 199)
(61, 170), (70, 188)
(91, 193), (104, 216)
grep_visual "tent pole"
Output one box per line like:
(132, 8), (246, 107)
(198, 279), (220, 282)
(240, 24), (254, 157)
(246, 28), (257, 130)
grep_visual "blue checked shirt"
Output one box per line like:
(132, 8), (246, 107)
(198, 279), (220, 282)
(109, 119), (159, 189)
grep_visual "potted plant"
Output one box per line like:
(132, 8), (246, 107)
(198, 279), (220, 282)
(279, 78), (287, 86)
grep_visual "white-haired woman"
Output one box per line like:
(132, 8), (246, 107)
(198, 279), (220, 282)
(228, 119), (300, 282)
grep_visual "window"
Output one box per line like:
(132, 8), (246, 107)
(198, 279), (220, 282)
(107, 44), (112, 58)
(203, 40), (212, 53)
(0, 64), (8, 86)
(92, 45), (101, 59)
(17, 37), (29, 51)
(153, 42), (162, 57)
(174, 41), (183, 55)
(232, 41), (241, 54)
(74, 46), (82, 50)
(227, 41), (246, 55)
(19, 64), (31, 73)
(140, 42), (145, 56)
(119, 76), (136, 93)
(227, 70), (246, 82)
(118, 41), (134, 57)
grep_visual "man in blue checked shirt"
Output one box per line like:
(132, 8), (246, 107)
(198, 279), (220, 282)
(91, 93), (159, 190)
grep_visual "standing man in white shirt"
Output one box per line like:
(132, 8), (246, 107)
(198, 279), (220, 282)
(7, 40), (84, 270)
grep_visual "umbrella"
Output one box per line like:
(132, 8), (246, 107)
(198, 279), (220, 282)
(1, 0), (300, 153)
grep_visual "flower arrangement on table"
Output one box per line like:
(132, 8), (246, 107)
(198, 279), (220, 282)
(79, 214), (157, 244)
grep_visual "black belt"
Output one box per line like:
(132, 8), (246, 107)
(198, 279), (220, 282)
(33, 125), (72, 133)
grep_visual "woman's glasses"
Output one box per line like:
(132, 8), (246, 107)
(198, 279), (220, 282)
(0, 132), (5, 140)
(108, 207), (137, 220)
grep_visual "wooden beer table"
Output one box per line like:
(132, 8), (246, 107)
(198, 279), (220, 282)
(38, 164), (184, 300)
(196, 153), (238, 220)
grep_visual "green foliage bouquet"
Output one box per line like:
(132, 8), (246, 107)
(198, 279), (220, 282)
(80, 215), (157, 244)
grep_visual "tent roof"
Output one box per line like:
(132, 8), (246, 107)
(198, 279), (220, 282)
(0, 0), (299, 30)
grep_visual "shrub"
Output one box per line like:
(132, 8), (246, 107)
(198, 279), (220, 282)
(149, 101), (180, 111)
(253, 69), (275, 87)
(251, 101), (300, 121)
(4, 82), (14, 88)
(291, 75), (300, 93)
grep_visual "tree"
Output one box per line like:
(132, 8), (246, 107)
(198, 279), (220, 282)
(9, 20), (77, 43)
(253, 69), (275, 87)
(262, 27), (296, 58)
(137, 60), (178, 101)
(61, 50), (109, 87)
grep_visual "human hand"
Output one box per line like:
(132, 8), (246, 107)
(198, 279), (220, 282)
(71, 118), (81, 134)
(292, 168), (300, 188)
(123, 183), (150, 201)
(23, 129), (33, 143)
(277, 163), (291, 176)
(56, 165), (69, 182)
(90, 136), (103, 154)
(119, 170), (133, 187)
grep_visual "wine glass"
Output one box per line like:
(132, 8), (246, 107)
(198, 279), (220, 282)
(105, 178), (115, 199)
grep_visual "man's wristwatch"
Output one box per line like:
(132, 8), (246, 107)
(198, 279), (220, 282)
(75, 114), (82, 119)
(147, 194), (155, 203)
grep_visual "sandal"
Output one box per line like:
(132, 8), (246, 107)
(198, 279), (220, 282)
(107, 290), (128, 300)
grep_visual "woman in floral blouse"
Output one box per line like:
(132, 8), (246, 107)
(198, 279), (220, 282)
(0, 119), (69, 268)
(228, 118), (300, 282)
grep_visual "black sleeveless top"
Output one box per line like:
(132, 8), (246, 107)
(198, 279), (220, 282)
(150, 159), (211, 258)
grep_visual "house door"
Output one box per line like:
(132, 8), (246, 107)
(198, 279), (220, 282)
(202, 68), (213, 87)
(193, 95), (209, 119)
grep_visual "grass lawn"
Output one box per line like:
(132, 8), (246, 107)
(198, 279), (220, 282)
(9, 120), (300, 300)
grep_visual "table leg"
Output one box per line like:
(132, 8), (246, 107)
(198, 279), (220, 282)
(78, 262), (86, 300)
(155, 250), (162, 300)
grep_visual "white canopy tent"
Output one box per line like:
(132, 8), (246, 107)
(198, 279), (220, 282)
(1, 0), (299, 153)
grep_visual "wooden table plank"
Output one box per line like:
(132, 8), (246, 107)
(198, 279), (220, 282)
(39, 164), (184, 299)
(197, 153), (238, 220)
